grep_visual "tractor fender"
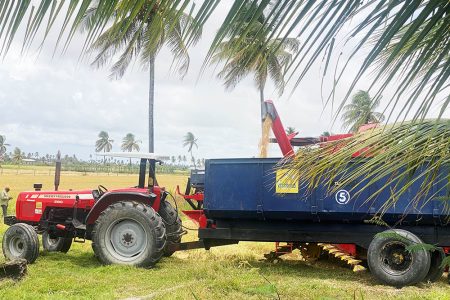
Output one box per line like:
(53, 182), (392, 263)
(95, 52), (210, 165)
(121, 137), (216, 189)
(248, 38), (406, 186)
(85, 192), (156, 225)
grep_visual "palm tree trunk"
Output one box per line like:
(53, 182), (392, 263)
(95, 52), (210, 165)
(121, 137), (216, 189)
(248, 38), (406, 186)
(149, 55), (155, 153)
(259, 86), (265, 121)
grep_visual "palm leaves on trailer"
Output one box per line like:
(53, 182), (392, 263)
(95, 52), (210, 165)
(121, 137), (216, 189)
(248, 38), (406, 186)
(0, 0), (449, 210)
(278, 119), (450, 218)
(341, 90), (385, 133)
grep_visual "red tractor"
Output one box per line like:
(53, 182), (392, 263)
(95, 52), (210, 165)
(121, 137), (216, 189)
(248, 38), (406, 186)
(2, 153), (182, 267)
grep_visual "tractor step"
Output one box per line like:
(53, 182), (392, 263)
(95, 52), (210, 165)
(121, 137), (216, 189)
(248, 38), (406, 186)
(72, 218), (86, 230)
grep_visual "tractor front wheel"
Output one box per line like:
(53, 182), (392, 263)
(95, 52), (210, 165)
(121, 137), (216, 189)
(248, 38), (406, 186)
(42, 231), (72, 253)
(2, 223), (40, 263)
(91, 201), (166, 267)
(368, 229), (431, 287)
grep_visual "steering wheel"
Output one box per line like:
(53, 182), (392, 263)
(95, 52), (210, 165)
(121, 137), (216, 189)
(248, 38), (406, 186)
(98, 185), (108, 196)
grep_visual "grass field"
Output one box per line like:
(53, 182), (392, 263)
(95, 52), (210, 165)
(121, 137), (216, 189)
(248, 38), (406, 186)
(0, 169), (449, 299)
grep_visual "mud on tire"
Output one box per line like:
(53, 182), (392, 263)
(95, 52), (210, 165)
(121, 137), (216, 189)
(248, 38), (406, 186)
(158, 200), (182, 257)
(2, 223), (40, 263)
(91, 201), (166, 267)
(42, 231), (72, 253)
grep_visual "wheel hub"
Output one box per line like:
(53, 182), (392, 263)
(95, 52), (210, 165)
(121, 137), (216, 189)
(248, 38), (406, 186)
(121, 231), (136, 247)
(380, 242), (412, 275)
(106, 219), (148, 261)
(9, 236), (25, 257)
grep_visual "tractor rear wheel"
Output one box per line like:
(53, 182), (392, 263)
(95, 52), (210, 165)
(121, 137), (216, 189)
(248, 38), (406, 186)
(158, 200), (182, 257)
(91, 201), (166, 267)
(423, 248), (445, 283)
(42, 231), (72, 253)
(2, 223), (40, 263)
(368, 229), (431, 287)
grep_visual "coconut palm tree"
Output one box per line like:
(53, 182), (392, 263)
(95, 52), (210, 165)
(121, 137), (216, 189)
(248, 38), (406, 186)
(286, 127), (296, 135)
(12, 147), (23, 164)
(183, 132), (198, 169)
(0, 135), (10, 155)
(82, 1), (201, 153)
(341, 91), (385, 133)
(121, 133), (141, 165)
(212, 6), (299, 126)
(95, 131), (113, 164)
(121, 133), (141, 152)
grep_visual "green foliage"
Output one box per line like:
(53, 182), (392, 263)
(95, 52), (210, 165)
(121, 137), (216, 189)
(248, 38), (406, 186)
(95, 131), (113, 153)
(0, 135), (9, 155)
(280, 119), (450, 216)
(341, 90), (385, 133)
(286, 127), (296, 135)
(405, 243), (438, 253)
(120, 133), (141, 152)
(211, 4), (299, 97)
(84, 1), (200, 79)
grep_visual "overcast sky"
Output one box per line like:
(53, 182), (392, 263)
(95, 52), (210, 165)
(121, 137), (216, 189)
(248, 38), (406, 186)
(0, 2), (447, 161)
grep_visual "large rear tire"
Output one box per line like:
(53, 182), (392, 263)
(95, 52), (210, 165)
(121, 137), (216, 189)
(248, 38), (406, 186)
(423, 248), (445, 283)
(158, 200), (182, 257)
(42, 231), (72, 253)
(2, 223), (40, 263)
(368, 229), (431, 287)
(91, 201), (166, 267)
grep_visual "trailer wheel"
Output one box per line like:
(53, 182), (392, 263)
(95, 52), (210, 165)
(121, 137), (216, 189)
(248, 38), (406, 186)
(423, 248), (445, 283)
(91, 201), (166, 267)
(42, 231), (72, 253)
(159, 200), (182, 257)
(368, 229), (431, 287)
(2, 223), (40, 263)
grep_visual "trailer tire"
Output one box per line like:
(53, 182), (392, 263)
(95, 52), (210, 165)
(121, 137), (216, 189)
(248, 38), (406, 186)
(2, 223), (40, 263)
(42, 231), (72, 253)
(158, 200), (182, 257)
(423, 248), (445, 283)
(368, 229), (430, 287)
(91, 201), (166, 267)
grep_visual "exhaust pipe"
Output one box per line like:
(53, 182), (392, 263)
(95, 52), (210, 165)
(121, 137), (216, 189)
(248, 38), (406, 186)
(54, 150), (61, 191)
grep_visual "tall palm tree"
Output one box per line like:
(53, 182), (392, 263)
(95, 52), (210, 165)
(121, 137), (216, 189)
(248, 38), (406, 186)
(83, 1), (201, 153)
(95, 131), (113, 163)
(12, 147), (23, 164)
(183, 132), (198, 169)
(121, 133), (141, 165)
(212, 7), (299, 126)
(0, 135), (10, 155)
(341, 90), (385, 133)
(121, 133), (141, 152)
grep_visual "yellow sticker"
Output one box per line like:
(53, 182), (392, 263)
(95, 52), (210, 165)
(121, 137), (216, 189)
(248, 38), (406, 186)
(275, 169), (299, 193)
(36, 202), (42, 208)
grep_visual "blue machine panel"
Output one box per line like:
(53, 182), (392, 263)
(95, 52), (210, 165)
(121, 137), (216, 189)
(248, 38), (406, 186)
(204, 158), (449, 225)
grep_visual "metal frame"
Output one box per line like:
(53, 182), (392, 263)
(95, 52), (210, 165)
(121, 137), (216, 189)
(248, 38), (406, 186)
(198, 220), (450, 249)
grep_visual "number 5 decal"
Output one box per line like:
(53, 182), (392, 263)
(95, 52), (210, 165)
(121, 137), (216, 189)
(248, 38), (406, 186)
(335, 190), (350, 205)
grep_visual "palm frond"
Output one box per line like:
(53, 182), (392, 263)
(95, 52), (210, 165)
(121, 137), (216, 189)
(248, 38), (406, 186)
(279, 119), (450, 217)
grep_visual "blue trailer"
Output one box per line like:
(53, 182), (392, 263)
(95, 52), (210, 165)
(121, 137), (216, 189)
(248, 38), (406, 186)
(177, 157), (450, 288)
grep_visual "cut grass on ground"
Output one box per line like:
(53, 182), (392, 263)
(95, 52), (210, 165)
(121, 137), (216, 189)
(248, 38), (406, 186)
(0, 171), (449, 299)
